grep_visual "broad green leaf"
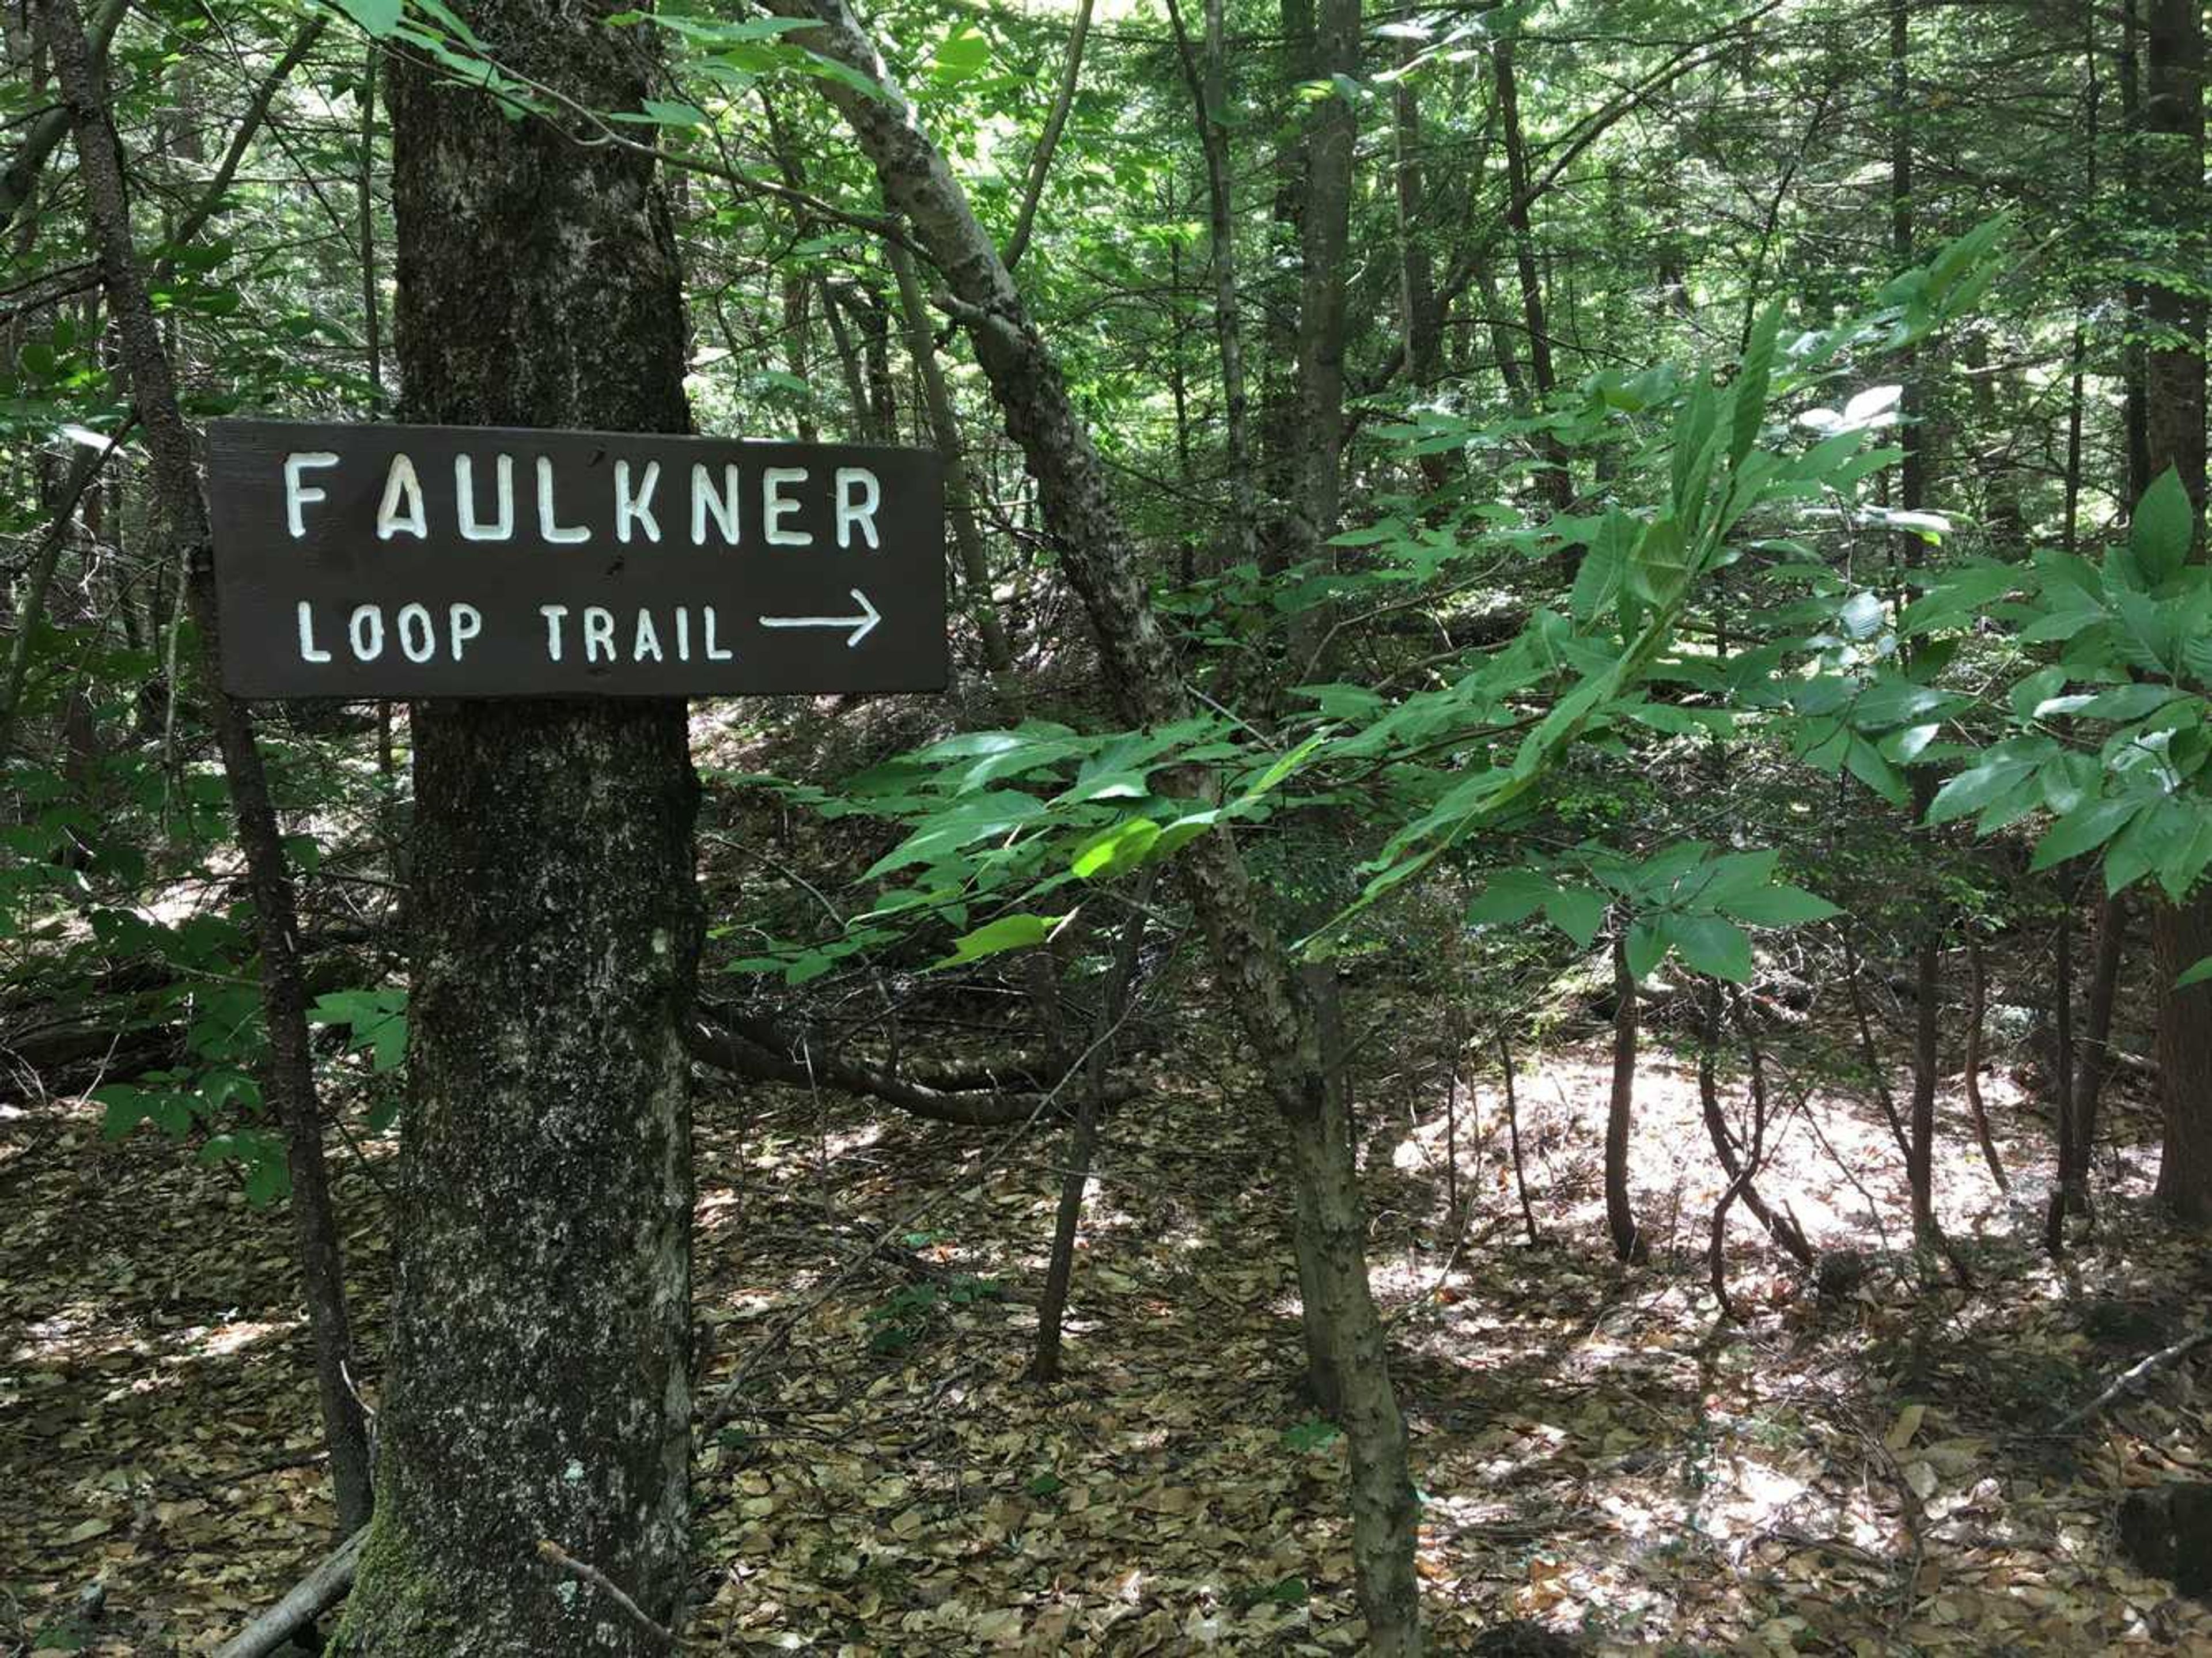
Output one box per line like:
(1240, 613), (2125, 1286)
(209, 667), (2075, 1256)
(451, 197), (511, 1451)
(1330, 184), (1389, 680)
(2029, 796), (2142, 871)
(1071, 818), (1160, 881)
(1543, 887), (1608, 949)
(2131, 466), (2196, 585)
(1668, 914), (1754, 982)
(931, 24), (991, 81)
(934, 912), (1069, 969)
(1468, 869), (1553, 926)
(1926, 758), (2035, 825)
(1718, 884), (1841, 926)
(1728, 302), (1783, 468)
(1625, 918), (1667, 981)
(333, 0), (403, 37)
(1844, 736), (1908, 807)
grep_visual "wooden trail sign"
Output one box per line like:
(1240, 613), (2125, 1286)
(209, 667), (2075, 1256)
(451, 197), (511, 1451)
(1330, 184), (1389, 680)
(207, 419), (947, 698)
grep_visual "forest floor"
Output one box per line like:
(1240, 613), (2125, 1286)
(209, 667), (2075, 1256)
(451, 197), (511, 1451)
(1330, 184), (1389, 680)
(4, 945), (2212, 1655)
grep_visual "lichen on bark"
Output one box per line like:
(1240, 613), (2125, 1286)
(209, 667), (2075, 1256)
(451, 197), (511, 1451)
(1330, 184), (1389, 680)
(336, 1), (702, 1651)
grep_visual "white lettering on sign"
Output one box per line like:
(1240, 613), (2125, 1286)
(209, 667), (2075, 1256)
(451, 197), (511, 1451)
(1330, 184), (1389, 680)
(297, 600), (332, 662)
(762, 468), (810, 547)
(221, 422), (946, 696)
(294, 601), (487, 664)
(349, 604), (386, 660)
(835, 467), (881, 550)
(283, 452), (338, 537)
(583, 606), (616, 663)
(691, 463), (740, 546)
(397, 603), (437, 663)
(376, 454), (427, 540)
(536, 457), (590, 544)
(615, 460), (662, 544)
(449, 604), (483, 658)
(272, 446), (911, 554)
(456, 454), (514, 542)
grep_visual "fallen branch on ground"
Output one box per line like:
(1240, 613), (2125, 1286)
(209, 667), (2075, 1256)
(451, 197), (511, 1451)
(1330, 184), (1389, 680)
(2053, 1327), (2212, 1434)
(214, 1527), (366, 1658)
(687, 1003), (1135, 1127)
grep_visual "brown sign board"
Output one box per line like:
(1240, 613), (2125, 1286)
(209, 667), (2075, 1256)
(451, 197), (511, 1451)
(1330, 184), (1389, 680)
(206, 419), (946, 698)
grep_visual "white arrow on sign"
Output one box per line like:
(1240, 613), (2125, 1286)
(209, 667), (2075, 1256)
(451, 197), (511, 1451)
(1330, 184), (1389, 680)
(757, 588), (881, 649)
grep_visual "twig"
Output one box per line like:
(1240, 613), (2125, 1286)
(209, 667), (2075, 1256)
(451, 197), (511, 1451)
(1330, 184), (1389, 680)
(2052, 1328), (2212, 1434)
(535, 1539), (674, 1648)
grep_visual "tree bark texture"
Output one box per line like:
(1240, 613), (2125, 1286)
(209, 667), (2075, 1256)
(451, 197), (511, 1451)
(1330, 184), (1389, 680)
(1494, 36), (1571, 512)
(755, 1), (1422, 1645)
(1605, 937), (1643, 1263)
(337, 2), (702, 1650)
(2143, 0), (2210, 1224)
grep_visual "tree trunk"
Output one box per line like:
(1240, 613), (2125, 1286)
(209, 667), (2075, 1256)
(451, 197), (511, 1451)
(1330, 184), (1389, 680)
(756, 1), (1422, 1644)
(889, 241), (1017, 708)
(2072, 893), (2126, 1193)
(338, 3), (702, 1649)
(41, 0), (374, 1536)
(1891, 0), (1946, 1255)
(1032, 889), (1150, 1383)
(1697, 983), (1812, 1265)
(2122, 0), (2152, 502)
(1964, 935), (2007, 1192)
(2143, 0), (2210, 1224)
(1164, 0), (1257, 573)
(1282, 0), (1358, 599)
(1494, 35), (1571, 513)
(1392, 39), (1446, 494)
(1605, 936), (1643, 1263)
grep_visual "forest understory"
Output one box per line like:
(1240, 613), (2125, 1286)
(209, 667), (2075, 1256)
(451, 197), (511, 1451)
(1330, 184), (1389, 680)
(5, 765), (2209, 1655)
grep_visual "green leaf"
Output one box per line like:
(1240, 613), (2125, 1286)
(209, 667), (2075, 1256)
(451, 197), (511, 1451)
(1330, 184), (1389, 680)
(1729, 302), (1783, 469)
(639, 99), (709, 127)
(931, 24), (991, 81)
(1543, 887), (1608, 949)
(2131, 466), (2196, 585)
(1070, 818), (1160, 881)
(2176, 955), (2212, 991)
(1718, 884), (1841, 926)
(1668, 914), (1754, 982)
(332, 0), (403, 37)
(1467, 869), (1553, 926)
(1844, 736), (1908, 807)
(1926, 758), (2035, 825)
(933, 912), (1069, 968)
(2029, 796), (2142, 872)
(1624, 918), (1667, 981)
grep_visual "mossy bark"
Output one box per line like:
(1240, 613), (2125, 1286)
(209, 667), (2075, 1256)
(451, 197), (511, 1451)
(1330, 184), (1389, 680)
(335, 1), (700, 1651)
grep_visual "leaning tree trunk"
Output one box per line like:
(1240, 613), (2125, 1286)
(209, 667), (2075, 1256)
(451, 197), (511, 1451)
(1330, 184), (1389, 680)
(2143, 0), (2211, 1225)
(335, 4), (702, 1651)
(41, 0), (373, 1535)
(755, 0), (1422, 1646)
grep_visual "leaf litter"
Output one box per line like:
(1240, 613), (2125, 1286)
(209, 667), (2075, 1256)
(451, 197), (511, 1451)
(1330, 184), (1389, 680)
(3, 968), (2210, 1654)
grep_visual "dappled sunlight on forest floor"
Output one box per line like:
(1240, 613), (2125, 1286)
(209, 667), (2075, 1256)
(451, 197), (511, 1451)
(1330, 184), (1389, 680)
(3, 982), (2210, 1653)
